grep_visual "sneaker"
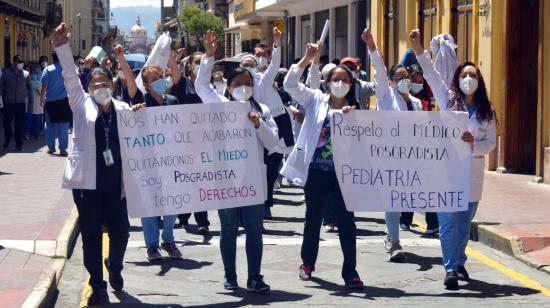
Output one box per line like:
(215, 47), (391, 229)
(444, 271), (459, 290)
(224, 276), (239, 290)
(425, 228), (439, 236)
(47, 149), (55, 155)
(146, 246), (163, 261)
(399, 223), (410, 231)
(179, 221), (190, 231)
(298, 264), (313, 281)
(59, 150), (68, 157)
(246, 275), (270, 294)
(345, 276), (364, 290)
(388, 241), (405, 262)
(383, 235), (392, 252)
(324, 224), (335, 232)
(104, 258), (124, 292)
(457, 266), (470, 281)
(88, 289), (109, 305)
(161, 242), (182, 259)
(197, 226), (210, 235)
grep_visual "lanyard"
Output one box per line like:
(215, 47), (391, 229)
(101, 108), (113, 150)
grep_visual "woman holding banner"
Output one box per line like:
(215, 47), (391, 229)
(195, 30), (279, 293)
(362, 28), (423, 263)
(51, 23), (144, 305)
(409, 29), (496, 290)
(281, 42), (364, 290)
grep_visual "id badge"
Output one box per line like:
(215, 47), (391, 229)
(103, 149), (114, 166)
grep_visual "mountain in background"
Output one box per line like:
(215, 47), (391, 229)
(111, 6), (161, 43)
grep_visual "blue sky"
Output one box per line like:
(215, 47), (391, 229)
(110, 0), (173, 8)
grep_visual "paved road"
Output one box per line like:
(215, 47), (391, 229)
(54, 184), (550, 307)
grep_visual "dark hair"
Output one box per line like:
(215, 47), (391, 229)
(39, 55), (48, 62)
(13, 54), (21, 62)
(51, 52), (59, 63)
(448, 61), (495, 123)
(407, 64), (423, 77)
(254, 43), (269, 49)
(332, 58), (340, 65)
(88, 67), (113, 85)
(325, 65), (360, 109)
(185, 52), (203, 77)
(132, 67), (142, 77)
(388, 64), (407, 80)
(224, 67), (262, 111)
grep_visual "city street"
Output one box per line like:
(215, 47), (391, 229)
(53, 184), (550, 307)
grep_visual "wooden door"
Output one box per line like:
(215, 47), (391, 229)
(504, 0), (539, 173)
(452, 0), (474, 63)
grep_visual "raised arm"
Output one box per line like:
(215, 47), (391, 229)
(283, 43), (323, 108)
(361, 28), (391, 104)
(195, 30), (224, 104)
(257, 27), (282, 89)
(305, 42), (322, 89)
(168, 48), (184, 86)
(409, 29), (450, 110)
(114, 44), (138, 99)
(52, 23), (86, 112)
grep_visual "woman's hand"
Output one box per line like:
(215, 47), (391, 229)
(272, 27), (282, 46)
(176, 48), (186, 61)
(204, 30), (217, 58)
(409, 29), (424, 55)
(342, 105), (356, 113)
(113, 44), (124, 60)
(131, 103), (146, 112)
(248, 112), (261, 129)
(52, 23), (70, 48)
(361, 28), (376, 52)
(314, 41), (323, 65)
(462, 131), (474, 150)
(297, 43), (319, 69)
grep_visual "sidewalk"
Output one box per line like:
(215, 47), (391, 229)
(473, 172), (550, 274)
(0, 137), (78, 308)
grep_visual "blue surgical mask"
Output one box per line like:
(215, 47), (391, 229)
(151, 78), (167, 96)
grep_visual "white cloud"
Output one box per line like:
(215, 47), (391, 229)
(110, 0), (173, 8)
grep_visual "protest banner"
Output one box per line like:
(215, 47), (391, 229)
(331, 110), (471, 212)
(117, 102), (265, 218)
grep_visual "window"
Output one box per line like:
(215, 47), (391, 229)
(335, 6), (348, 58)
(420, 0), (437, 49)
(82, 39), (86, 50)
(452, 0), (474, 63)
(383, 0), (398, 67)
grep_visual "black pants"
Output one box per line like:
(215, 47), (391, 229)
(2, 103), (26, 148)
(302, 169), (358, 280)
(178, 212), (210, 227)
(400, 212), (439, 230)
(73, 189), (130, 291)
(264, 152), (284, 208)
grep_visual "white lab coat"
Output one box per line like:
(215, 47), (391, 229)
(430, 34), (458, 89)
(55, 43), (132, 190)
(280, 64), (333, 187)
(417, 51), (496, 202)
(369, 49), (423, 111)
(195, 55), (279, 201)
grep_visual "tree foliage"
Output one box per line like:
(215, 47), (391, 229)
(178, 5), (224, 46)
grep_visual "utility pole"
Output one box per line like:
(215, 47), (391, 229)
(160, 0), (165, 32)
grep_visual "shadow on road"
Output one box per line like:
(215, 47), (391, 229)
(127, 258), (213, 276)
(400, 252), (442, 271)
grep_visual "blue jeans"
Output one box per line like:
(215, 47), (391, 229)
(218, 204), (263, 279)
(385, 212), (400, 242)
(141, 215), (177, 248)
(45, 113), (69, 151)
(24, 112), (42, 137)
(437, 202), (479, 272)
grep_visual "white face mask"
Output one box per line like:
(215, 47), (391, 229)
(17, 63), (25, 70)
(460, 76), (478, 96)
(396, 79), (412, 94)
(92, 87), (113, 106)
(214, 81), (225, 94)
(192, 65), (200, 76)
(330, 81), (350, 98)
(166, 77), (173, 89)
(244, 66), (256, 76)
(117, 70), (125, 80)
(410, 82), (424, 94)
(231, 85), (253, 101)
(255, 56), (268, 69)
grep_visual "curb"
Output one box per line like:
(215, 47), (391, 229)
(22, 204), (80, 308)
(472, 222), (550, 275)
